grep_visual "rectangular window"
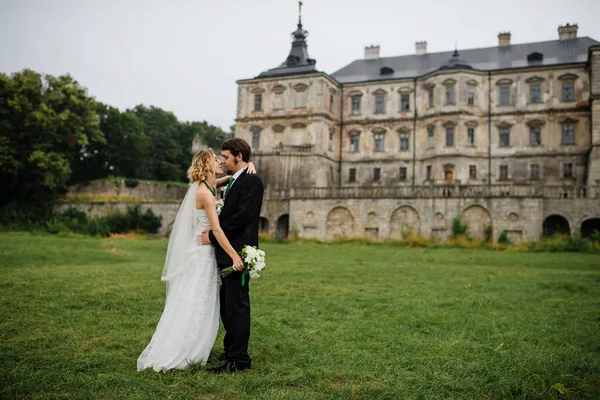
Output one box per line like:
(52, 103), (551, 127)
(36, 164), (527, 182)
(562, 81), (575, 101)
(530, 164), (540, 179)
(562, 124), (575, 145)
(349, 168), (356, 182)
(563, 163), (573, 178)
(499, 165), (509, 180)
(499, 86), (511, 105)
(426, 165), (432, 180)
(252, 131), (260, 149)
(328, 131), (333, 151)
(399, 132), (410, 151)
(530, 84), (541, 103)
(428, 88), (434, 108)
(467, 128), (475, 146)
(499, 127), (510, 148)
(273, 93), (284, 110)
(375, 95), (385, 114)
(427, 127), (435, 148)
(469, 165), (477, 179)
(253, 94), (262, 111)
(349, 135), (359, 153)
(374, 133), (384, 152)
(373, 168), (381, 181)
(351, 97), (361, 114)
(445, 127), (454, 147)
(295, 90), (306, 108)
(329, 94), (334, 111)
(399, 167), (407, 181)
(401, 94), (410, 111)
(445, 86), (454, 105)
(529, 126), (541, 146)
(467, 87), (475, 106)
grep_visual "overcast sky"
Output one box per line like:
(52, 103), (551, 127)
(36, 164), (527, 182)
(1, 0), (599, 130)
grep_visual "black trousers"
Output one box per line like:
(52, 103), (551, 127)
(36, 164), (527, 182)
(219, 264), (251, 366)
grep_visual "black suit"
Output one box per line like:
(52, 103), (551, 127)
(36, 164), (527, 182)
(208, 170), (264, 367)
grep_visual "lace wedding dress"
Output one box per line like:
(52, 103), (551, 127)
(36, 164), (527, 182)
(137, 209), (220, 372)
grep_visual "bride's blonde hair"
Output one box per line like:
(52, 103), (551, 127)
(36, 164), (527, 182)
(187, 149), (216, 183)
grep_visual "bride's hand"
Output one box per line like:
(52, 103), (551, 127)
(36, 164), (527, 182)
(247, 162), (257, 175)
(231, 254), (244, 271)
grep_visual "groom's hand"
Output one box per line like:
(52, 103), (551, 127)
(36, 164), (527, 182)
(199, 230), (211, 245)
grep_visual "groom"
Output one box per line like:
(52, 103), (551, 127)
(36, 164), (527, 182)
(200, 137), (264, 373)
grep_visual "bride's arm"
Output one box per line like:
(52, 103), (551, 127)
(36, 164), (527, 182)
(215, 162), (257, 188)
(216, 176), (231, 188)
(198, 191), (244, 270)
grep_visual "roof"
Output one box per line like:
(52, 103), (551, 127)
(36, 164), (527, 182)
(331, 37), (600, 84)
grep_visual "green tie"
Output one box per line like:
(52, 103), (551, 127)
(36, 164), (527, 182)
(224, 177), (234, 199)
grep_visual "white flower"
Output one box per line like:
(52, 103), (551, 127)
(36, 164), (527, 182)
(249, 270), (260, 279)
(245, 246), (259, 259)
(215, 199), (224, 215)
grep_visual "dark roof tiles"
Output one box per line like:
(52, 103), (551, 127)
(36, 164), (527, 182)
(331, 37), (599, 84)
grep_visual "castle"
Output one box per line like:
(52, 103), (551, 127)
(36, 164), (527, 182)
(234, 4), (600, 242)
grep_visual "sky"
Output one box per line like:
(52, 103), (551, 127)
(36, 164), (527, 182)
(1, 0), (599, 130)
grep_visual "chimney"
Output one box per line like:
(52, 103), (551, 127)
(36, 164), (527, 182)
(364, 45), (380, 60)
(498, 32), (511, 47)
(415, 41), (427, 55)
(558, 23), (578, 40)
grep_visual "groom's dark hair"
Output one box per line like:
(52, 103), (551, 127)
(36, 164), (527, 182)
(222, 137), (251, 162)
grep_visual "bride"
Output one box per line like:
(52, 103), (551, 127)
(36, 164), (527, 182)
(137, 149), (252, 372)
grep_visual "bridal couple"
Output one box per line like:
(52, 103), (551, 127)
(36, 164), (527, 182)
(137, 137), (264, 374)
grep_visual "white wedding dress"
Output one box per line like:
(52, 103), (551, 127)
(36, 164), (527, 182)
(137, 209), (221, 372)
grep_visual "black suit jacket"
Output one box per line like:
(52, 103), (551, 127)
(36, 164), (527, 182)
(208, 170), (264, 267)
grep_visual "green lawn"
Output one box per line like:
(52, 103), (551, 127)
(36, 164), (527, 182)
(1, 232), (599, 399)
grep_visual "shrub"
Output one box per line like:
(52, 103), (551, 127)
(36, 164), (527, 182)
(498, 230), (511, 244)
(124, 178), (139, 188)
(451, 217), (468, 238)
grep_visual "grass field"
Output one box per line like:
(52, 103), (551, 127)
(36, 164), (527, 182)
(1, 232), (599, 399)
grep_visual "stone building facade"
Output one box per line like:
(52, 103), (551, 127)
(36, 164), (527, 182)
(235, 7), (600, 242)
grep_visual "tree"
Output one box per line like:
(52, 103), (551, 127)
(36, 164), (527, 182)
(133, 105), (183, 181)
(0, 69), (103, 207)
(70, 104), (147, 182)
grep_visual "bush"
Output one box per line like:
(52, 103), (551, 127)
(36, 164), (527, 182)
(498, 230), (511, 245)
(0, 204), (161, 237)
(451, 217), (469, 238)
(527, 234), (597, 253)
(124, 178), (139, 188)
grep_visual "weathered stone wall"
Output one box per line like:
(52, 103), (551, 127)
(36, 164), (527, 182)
(259, 196), (600, 242)
(66, 180), (188, 200)
(587, 47), (600, 185)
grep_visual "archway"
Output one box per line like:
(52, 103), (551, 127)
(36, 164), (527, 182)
(259, 217), (269, 234)
(460, 205), (492, 240)
(389, 206), (421, 239)
(276, 215), (289, 241)
(326, 207), (354, 240)
(543, 215), (570, 236)
(581, 218), (600, 238)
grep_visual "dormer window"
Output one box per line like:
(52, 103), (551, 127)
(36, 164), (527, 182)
(380, 66), (394, 75)
(527, 52), (544, 62)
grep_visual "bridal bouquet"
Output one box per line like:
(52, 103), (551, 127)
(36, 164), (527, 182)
(215, 199), (224, 215)
(221, 245), (266, 285)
